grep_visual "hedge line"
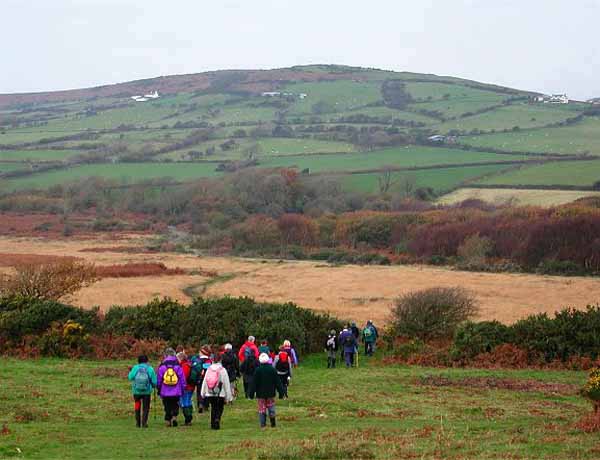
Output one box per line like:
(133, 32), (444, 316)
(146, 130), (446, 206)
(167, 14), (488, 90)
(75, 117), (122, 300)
(453, 306), (600, 362)
(0, 296), (343, 357)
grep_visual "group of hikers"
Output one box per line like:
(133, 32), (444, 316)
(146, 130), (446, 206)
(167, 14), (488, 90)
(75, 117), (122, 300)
(325, 320), (379, 368)
(127, 320), (378, 430)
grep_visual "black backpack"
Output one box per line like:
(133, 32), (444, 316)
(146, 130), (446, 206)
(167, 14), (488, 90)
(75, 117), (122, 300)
(276, 358), (290, 373)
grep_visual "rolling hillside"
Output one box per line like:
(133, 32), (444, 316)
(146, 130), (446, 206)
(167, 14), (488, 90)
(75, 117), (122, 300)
(1, 64), (598, 204)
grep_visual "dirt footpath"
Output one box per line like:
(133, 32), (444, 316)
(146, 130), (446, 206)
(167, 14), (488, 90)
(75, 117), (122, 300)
(1, 235), (600, 325)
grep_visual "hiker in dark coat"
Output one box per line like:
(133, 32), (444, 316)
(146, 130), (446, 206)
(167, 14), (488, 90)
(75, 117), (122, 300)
(221, 343), (240, 398)
(240, 353), (258, 399)
(191, 345), (212, 414)
(249, 353), (285, 428)
(325, 330), (338, 368)
(339, 326), (357, 368)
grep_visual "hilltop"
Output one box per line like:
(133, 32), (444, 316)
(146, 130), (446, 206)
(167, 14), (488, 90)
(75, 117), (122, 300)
(0, 64), (598, 206)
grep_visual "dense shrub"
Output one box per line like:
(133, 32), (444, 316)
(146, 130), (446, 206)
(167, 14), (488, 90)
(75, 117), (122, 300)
(452, 321), (513, 360)
(100, 296), (341, 354)
(0, 296), (99, 341)
(103, 298), (184, 341)
(2, 296), (342, 357)
(391, 287), (478, 340)
(511, 307), (600, 362)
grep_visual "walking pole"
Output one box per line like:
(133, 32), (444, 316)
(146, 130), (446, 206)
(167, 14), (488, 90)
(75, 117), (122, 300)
(153, 389), (157, 421)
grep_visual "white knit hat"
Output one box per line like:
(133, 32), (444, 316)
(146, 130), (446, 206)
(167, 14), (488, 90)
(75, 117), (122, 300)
(259, 353), (269, 364)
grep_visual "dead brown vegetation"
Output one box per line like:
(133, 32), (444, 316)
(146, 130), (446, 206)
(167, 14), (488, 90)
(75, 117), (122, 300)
(417, 375), (578, 395)
(94, 263), (185, 278)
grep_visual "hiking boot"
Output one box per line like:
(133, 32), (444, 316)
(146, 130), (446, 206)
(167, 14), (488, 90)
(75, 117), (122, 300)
(171, 419), (178, 427)
(142, 424), (148, 428)
(165, 421), (172, 427)
(270, 417), (276, 428)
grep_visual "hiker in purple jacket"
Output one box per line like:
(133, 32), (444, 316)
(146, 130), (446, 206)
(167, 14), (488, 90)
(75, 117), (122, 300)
(156, 348), (187, 427)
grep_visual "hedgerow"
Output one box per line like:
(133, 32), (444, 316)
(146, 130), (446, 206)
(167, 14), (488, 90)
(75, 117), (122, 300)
(0, 296), (342, 358)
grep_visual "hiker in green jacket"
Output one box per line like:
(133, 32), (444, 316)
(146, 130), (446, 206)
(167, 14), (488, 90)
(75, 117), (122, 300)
(127, 355), (158, 428)
(249, 353), (285, 429)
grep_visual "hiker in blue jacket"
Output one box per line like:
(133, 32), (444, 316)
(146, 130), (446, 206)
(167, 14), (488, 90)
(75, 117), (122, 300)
(127, 355), (157, 428)
(339, 326), (357, 368)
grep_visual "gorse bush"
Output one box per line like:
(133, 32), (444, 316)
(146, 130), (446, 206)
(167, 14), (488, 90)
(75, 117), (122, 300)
(106, 296), (342, 353)
(437, 305), (600, 365)
(1, 296), (342, 357)
(452, 320), (513, 360)
(0, 296), (100, 339)
(391, 287), (478, 340)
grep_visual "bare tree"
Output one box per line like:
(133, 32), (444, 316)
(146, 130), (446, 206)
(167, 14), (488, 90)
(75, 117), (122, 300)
(0, 260), (99, 301)
(377, 166), (398, 193)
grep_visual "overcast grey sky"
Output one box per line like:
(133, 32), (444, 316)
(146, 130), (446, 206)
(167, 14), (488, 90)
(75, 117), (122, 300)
(3, 0), (599, 99)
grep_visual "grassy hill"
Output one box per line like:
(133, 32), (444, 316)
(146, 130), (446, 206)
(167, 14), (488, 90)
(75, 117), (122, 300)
(1, 65), (597, 203)
(1, 355), (595, 460)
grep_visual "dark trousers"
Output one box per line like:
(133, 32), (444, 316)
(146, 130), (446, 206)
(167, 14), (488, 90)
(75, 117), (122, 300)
(365, 342), (374, 356)
(197, 384), (208, 412)
(344, 351), (355, 367)
(133, 394), (151, 427)
(207, 396), (225, 429)
(162, 396), (179, 422)
(278, 374), (289, 398)
(243, 377), (253, 398)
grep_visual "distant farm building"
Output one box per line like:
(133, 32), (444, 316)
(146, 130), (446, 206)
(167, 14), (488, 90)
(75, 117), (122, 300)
(428, 135), (446, 143)
(427, 135), (457, 144)
(130, 90), (160, 102)
(261, 91), (307, 99)
(535, 94), (569, 104)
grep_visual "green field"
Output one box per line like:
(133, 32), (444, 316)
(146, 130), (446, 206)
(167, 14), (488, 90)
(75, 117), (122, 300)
(405, 82), (500, 102)
(2, 162), (221, 191)
(0, 149), (84, 162)
(1, 356), (595, 459)
(283, 80), (383, 115)
(260, 146), (526, 174)
(158, 138), (357, 161)
(339, 164), (512, 194)
(407, 83), (507, 119)
(0, 162), (30, 174)
(461, 117), (600, 155)
(476, 159), (600, 187)
(435, 104), (577, 133)
(258, 138), (356, 155)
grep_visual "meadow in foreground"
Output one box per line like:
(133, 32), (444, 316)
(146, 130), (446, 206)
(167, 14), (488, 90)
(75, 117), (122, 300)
(0, 355), (596, 460)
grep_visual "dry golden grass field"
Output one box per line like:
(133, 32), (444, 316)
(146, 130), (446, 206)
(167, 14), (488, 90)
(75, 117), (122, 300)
(437, 187), (600, 207)
(2, 234), (600, 325)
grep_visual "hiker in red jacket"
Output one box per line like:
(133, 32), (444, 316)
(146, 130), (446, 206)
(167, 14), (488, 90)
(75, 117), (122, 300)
(238, 336), (259, 363)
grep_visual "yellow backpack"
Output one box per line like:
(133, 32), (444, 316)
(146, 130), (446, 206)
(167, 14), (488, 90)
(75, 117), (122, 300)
(163, 366), (179, 386)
